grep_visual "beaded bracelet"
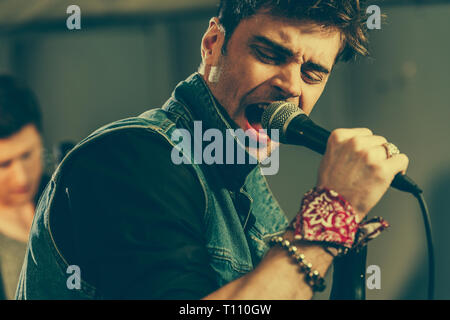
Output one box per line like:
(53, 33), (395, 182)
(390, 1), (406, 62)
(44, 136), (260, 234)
(269, 236), (326, 292)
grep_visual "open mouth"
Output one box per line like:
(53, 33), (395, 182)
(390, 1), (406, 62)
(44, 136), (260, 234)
(12, 185), (31, 194)
(244, 103), (269, 131)
(243, 103), (271, 145)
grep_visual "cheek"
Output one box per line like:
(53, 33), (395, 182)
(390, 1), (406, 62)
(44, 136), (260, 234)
(0, 172), (14, 202)
(219, 57), (270, 114)
(30, 161), (43, 184)
(233, 63), (280, 114)
(25, 151), (43, 183)
(242, 56), (277, 86)
(0, 175), (8, 193)
(302, 85), (326, 115)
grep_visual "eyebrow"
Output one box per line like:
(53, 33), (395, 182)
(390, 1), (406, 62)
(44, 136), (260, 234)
(303, 61), (330, 75)
(249, 35), (331, 74)
(250, 35), (294, 58)
(0, 146), (36, 164)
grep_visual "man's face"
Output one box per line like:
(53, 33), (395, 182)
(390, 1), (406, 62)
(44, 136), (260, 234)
(203, 13), (342, 158)
(0, 124), (43, 207)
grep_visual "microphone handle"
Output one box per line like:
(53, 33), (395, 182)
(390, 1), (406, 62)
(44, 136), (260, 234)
(285, 116), (367, 300)
(330, 246), (367, 300)
(284, 115), (329, 155)
(285, 116), (422, 194)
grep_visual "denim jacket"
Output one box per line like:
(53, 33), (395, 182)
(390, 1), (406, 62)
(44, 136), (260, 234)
(16, 73), (289, 299)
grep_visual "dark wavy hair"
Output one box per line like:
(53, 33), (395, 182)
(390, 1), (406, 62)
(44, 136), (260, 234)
(0, 75), (42, 138)
(217, 0), (370, 62)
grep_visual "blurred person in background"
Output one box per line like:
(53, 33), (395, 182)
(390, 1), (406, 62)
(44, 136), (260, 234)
(0, 75), (47, 299)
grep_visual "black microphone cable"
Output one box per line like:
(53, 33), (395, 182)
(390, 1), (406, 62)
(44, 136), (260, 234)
(414, 190), (434, 300)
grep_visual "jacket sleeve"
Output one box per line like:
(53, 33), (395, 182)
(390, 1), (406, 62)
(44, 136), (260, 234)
(53, 128), (218, 299)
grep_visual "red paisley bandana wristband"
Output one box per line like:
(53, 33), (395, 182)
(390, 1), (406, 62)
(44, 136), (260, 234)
(292, 187), (389, 252)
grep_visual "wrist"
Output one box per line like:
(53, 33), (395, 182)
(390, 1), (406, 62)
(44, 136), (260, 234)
(292, 186), (390, 257)
(269, 235), (330, 292)
(283, 229), (334, 262)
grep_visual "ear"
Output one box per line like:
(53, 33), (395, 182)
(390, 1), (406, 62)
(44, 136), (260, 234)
(200, 17), (225, 67)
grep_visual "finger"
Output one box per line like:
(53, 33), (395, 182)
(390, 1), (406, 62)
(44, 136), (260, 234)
(337, 127), (373, 137)
(362, 144), (391, 163)
(329, 128), (373, 144)
(352, 135), (388, 150)
(385, 153), (409, 176)
(349, 128), (373, 136)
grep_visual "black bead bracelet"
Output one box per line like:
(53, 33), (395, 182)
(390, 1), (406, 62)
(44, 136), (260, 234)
(269, 236), (326, 292)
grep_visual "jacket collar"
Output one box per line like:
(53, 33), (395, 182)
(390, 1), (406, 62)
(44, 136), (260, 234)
(164, 72), (259, 191)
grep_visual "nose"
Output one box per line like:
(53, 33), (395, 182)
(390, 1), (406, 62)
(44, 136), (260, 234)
(9, 160), (29, 187)
(270, 63), (302, 100)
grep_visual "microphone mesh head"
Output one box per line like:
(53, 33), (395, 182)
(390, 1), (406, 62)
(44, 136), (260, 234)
(261, 101), (302, 131)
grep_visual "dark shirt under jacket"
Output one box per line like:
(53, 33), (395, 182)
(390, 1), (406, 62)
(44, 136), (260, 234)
(52, 129), (218, 299)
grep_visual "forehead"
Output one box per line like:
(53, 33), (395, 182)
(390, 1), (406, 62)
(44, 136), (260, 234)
(231, 13), (343, 68)
(0, 124), (41, 161)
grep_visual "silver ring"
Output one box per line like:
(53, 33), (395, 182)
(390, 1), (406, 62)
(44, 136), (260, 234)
(383, 142), (400, 158)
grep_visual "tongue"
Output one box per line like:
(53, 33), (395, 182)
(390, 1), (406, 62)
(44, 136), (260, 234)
(249, 122), (263, 131)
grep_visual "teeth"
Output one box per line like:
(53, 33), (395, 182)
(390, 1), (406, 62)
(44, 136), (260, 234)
(257, 103), (268, 109)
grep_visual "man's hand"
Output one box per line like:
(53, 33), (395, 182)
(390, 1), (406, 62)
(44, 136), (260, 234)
(204, 128), (409, 300)
(317, 128), (409, 222)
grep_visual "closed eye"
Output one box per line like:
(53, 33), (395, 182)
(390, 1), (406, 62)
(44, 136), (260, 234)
(21, 151), (32, 160)
(302, 71), (323, 84)
(0, 160), (12, 168)
(252, 46), (285, 65)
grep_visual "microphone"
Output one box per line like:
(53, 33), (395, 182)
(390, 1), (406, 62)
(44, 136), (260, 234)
(261, 101), (422, 195)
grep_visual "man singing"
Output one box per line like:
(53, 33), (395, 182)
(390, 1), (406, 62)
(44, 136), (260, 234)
(16, 0), (408, 299)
